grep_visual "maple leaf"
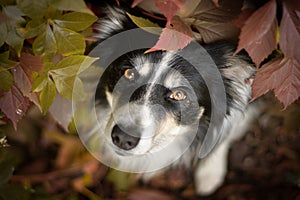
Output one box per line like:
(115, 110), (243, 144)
(154, 0), (186, 22)
(0, 85), (30, 130)
(146, 16), (192, 53)
(279, 1), (300, 62)
(13, 53), (43, 111)
(235, 0), (277, 67)
(252, 58), (300, 109)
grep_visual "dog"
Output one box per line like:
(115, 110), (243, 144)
(89, 4), (257, 195)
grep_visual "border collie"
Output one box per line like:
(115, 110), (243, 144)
(81, 5), (257, 195)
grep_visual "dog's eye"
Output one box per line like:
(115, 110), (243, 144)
(170, 90), (186, 101)
(124, 68), (136, 80)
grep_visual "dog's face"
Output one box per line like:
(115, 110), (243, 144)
(96, 50), (211, 156)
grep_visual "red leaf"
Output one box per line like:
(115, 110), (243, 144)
(231, 7), (255, 29)
(279, 1), (300, 61)
(13, 53), (43, 110)
(252, 58), (300, 109)
(235, 0), (277, 67)
(146, 16), (192, 53)
(154, 0), (186, 22)
(0, 85), (30, 130)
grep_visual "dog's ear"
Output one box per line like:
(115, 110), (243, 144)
(95, 5), (136, 40)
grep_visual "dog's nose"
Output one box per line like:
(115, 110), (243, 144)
(111, 125), (140, 150)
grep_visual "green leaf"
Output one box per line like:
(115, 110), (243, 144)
(51, 55), (98, 76)
(32, 72), (48, 92)
(48, 0), (94, 15)
(2, 5), (24, 21)
(33, 24), (57, 59)
(40, 78), (56, 114)
(51, 75), (86, 100)
(54, 12), (97, 31)
(16, 0), (48, 19)
(0, 70), (14, 91)
(0, 51), (18, 70)
(53, 24), (85, 56)
(126, 12), (161, 35)
(0, 21), (8, 47)
(5, 28), (24, 57)
(23, 19), (46, 39)
(32, 62), (54, 92)
(0, 52), (17, 90)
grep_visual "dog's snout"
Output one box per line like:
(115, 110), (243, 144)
(111, 125), (140, 150)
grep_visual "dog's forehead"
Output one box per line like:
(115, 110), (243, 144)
(130, 51), (189, 87)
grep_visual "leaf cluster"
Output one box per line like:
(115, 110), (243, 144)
(0, 0), (98, 129)
(130, 0), (300, 109)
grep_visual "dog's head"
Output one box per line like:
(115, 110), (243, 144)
(96, 49), (211, 156)
(91, 5), (254, 170)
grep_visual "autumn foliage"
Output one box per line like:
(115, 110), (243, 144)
(0, 0), (299, 133)
(131, 0), (300, 109)
(0, 0), (299, 199)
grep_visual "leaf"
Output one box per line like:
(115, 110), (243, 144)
(126, 12), (161, 35)
(279, 1), (300, 61)
(32, 24), (57, 59)
(23, 18), (46, 39)
(2, 5), (24, 21)
(252, 58), (300, 109)
(193, 0), (243, 22)
(235, 0), (277, 67)
(32, 72), (48, 92)
(51, 75), (86, 100)
(54, 12), (97, 32)
(53, 24), (85, 56)
(48, 55), (97, 100)
(48, 0), (94, 15)
(231, 7), (255, 29)
(0, 71), (14, 91)
(40, 78), (56, 114)
(0, 51), (18, 70)
(0, 52), (16, 91)
(16, 0), (47, 19)
(13, 53), (43, 110)
(186, 19), (239, 43)
(51, 55), (98, 75)
(146, 16), (192, 53)
(154, 0), (186, 22)
(5, 30), (24, 57)
(0, 85), (30, 130)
